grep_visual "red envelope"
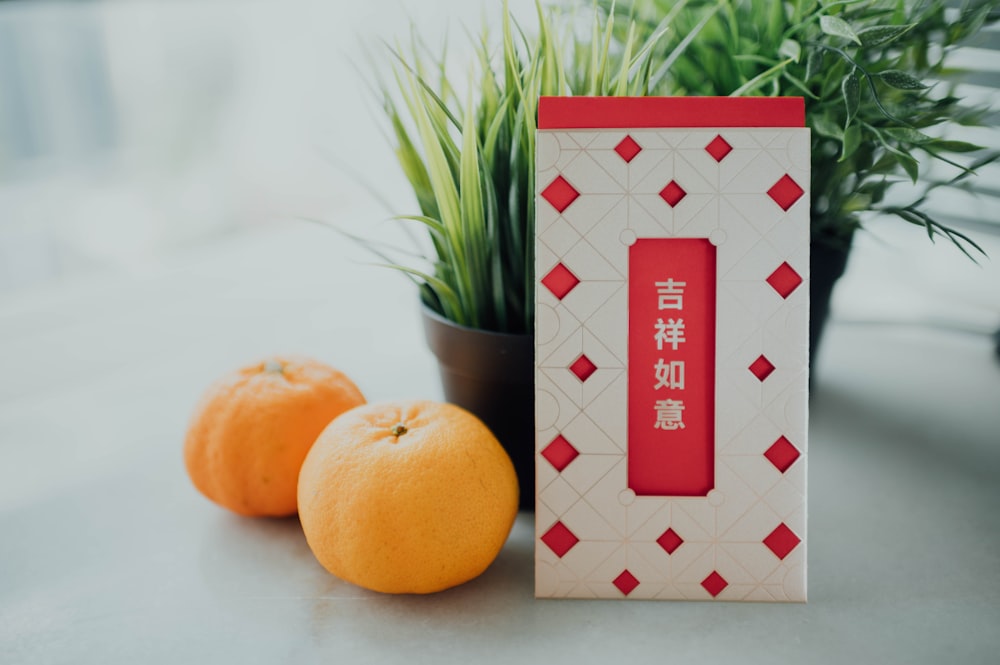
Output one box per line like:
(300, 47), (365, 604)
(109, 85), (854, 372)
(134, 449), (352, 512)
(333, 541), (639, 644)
(535, 97), (809, 602)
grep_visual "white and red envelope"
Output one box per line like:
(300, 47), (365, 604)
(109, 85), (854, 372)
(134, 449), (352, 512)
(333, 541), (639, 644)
(534, 97), (809, 601)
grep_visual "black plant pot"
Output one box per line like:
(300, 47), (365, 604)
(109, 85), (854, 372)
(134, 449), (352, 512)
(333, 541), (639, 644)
(809, 236), (853, 366)
(421, 306), (535, 511)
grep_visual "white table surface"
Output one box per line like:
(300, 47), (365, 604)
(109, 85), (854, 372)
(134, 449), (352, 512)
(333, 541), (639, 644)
(2, 221), (999, 665)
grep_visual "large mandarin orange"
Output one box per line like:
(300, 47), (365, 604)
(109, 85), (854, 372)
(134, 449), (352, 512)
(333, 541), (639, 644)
(184, 357), (365, 517)
(297, 400), (518, 594)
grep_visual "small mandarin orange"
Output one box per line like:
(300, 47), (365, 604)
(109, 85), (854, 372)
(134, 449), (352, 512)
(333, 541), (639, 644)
(184, 356), (365, 517)
(297, 400), (518, 594)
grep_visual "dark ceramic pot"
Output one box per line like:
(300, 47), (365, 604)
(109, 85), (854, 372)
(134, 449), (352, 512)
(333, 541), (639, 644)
(420, 306), (535, 511)
(809, 237), (852, 366)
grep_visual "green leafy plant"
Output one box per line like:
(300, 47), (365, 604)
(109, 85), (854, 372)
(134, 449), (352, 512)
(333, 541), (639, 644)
(601, 0), (999, 257)
(369, 1), (670, 334)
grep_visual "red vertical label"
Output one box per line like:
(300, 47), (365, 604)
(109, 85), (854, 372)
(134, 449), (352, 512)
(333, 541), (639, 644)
(628, 238), (716, 496)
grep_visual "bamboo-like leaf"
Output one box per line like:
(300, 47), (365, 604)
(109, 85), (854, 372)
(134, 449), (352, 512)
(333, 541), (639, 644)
(395, 214), (448, 237)
(624, 20), (672, 87)
(897, 152), (919, 182)
(930, 139), (986, 153)
(614, 22), (637, 96)
(857, 24), (914, 47)
(885, 207), (985, 261)
(839, 123), (861, 162)
(805, 48), (825, 81)
(459, 89), (486, 328)
(819, 14), (862, 45)
(812, 113), (845, 139)
(842, 68), (860, 126)
(730, 58), (794, 97)
(782, 70), (820, 99)
(883, 127), (934, 144)
(877, 69), (928, 90)
(649, 1), (719, 91)
(382, 263), (467, 322)
(402, 70), (468, 307)
(944, 150), (1000, 185)
(779, 39), (802, 63)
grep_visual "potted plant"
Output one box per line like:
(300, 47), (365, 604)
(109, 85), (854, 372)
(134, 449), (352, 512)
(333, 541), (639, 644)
(367, 1), (673, 507)
(362, 0), (996, 506)
(600, 0), (999, 355)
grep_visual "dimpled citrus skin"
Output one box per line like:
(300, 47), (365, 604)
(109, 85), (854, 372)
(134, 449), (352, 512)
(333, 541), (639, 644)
(184, 357), (366, 517)
(297, 400), (519, 594)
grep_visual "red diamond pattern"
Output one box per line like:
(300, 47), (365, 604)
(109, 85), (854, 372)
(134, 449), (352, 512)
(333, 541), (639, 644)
(705, 134), (733, 162)
(659, 180), (687, 207)
(541, 521), (579, 558)
(615, 135), (642, 163)
(763, 523), (801, 560)
(766, 261), (803, 299)
(569, 354), (597, 383)
(541, 262), (580, 300)
(767, 174), (804, 211)
(541, 175), (580, 213)
(701, 571), (728, 598)
(656, 528), (684, 555)
(613, 570), (640, 596)
(764, 436), (801, 473)
(749, 355), (775, 382)
(541, 434), (579, 472)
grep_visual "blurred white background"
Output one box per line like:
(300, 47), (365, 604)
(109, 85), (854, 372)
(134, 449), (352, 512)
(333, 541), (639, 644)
(0, 0), (545, 292)
(0, 0), (997, 333)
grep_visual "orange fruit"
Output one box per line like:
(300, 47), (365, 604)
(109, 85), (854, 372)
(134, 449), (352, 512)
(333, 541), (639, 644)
(297, 400), (518, 594)
(184, 356), (365, 517)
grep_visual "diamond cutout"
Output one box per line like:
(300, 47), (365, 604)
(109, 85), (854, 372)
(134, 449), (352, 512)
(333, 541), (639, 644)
(613, 570), (640, 596)
(763, 523), (801, 560)
(541, 521), (579, 558)
(541, 175), (580, 213)
(541, 434), (579, 472)
(541, 263), (580, 300)
(659, 180), (687, 207)
(701, 571), (728, 598)
(615, 135), (643, 163)
(705, 134), (733, 162)
(569, 354), (597, 383)
(767, 174), (804, 211)
(764, 435), (801, 473)
(656, 528), (684, 555)
(749, 355), (775, 382)
(767, 261), (803, 299)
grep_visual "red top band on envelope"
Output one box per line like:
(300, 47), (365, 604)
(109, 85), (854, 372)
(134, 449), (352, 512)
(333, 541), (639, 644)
(535, 96), (809, 602)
